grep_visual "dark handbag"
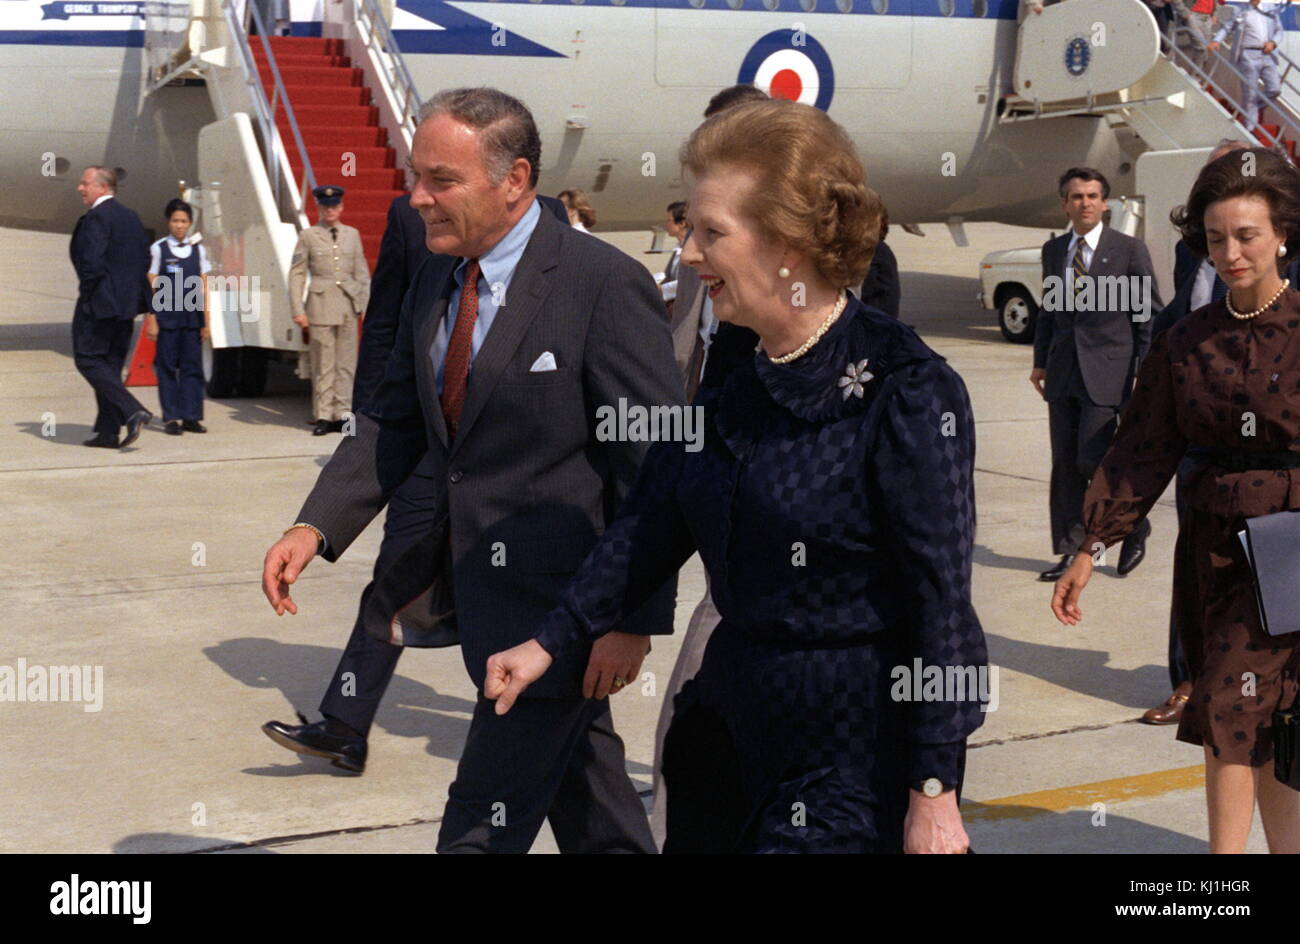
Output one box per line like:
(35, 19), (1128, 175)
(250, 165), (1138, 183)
(1238, 508), (1300, 637)
(1273, 696), (1300, 790)
(1243, 509), (1300, 788)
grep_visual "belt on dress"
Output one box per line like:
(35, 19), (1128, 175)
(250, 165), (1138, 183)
(1186, 447), (1300, 472)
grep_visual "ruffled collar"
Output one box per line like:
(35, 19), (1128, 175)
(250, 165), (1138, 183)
(747, 296), (934, 422)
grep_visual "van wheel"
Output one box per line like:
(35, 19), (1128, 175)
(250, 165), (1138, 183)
(998, 290), (1038, 343)
(237, 347), (268, 397)
(204, 343), (239, 398)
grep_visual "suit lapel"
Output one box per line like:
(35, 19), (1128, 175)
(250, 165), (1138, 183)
(1089, 226), (1115, 275)
(70, 214), (84, 262)
(417, 266), (456, 450)
(450, 210), (562, 457)
(1053, 234), (1071, 280)
(671, 266), (705, 369)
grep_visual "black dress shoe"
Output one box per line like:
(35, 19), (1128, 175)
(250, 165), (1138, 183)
(1117, 521), (1151, 576)
(312, 420), (333, 436)
(83, 434), (119, 448)
(181, 420), (207, 433)
(261, 712), (367, 773)
(164, 420), (183, 436)
(1038, 554), (1075, 582)
(331, 419), (347, 433)
(120, 409), (152, 448)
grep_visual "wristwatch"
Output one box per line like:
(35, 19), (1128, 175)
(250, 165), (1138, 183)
(913, 777), (955, 797)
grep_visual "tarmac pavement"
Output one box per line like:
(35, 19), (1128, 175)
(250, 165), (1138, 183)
(0, 221), (1268, 854)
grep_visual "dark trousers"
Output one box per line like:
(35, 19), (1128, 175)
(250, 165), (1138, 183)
(317, 463), (440, 735)
(437, 694), (656, 854)
(154, 326), (204, 422)
(73, 313), (145, 437)
(1047, 384), (1119, 555)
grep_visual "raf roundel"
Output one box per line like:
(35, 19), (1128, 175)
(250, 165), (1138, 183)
(737, 30), (835, 111)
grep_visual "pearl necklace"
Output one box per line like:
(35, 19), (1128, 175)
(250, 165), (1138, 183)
(1226, 279), (1289, 320)
(767, 291), (849, 364)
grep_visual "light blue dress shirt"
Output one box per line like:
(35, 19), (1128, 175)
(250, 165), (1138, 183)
(431, 197), (542, 395)
(1214, 3), (1283, 50)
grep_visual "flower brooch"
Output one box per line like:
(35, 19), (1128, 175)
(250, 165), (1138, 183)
(838, 359), (874, 399)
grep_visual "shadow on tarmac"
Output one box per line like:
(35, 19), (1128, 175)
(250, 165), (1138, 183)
(112, 832), (278, 854)
(203, 637), (477, 766)
(964, 805), (1206, 853)
(984, 631), (1169, 710)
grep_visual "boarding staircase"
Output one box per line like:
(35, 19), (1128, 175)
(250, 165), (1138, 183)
(137, 0), (422, 396)
(251, 34), (405, 266)
(1005, 0), (1300, 298)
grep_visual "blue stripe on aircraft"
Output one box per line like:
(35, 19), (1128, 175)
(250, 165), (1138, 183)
(0, 29), (143, 46)
(390, 0), (565, 55)
(0, 0), (1022, 47)
(8, 0), (1300, 48)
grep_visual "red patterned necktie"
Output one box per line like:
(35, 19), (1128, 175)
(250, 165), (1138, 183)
(440, 258), (480, 436)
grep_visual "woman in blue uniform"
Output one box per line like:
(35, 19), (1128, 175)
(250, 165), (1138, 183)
(146, 199), (210, 435)
(485, 100), (989, 853)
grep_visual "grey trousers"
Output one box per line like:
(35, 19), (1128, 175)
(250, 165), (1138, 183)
(650, 572), (721, 849)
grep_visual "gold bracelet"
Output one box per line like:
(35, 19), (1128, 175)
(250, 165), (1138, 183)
(284, 522), (325, 552)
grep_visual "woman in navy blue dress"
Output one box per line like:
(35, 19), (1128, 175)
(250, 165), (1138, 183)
(487, 100), (989, 853)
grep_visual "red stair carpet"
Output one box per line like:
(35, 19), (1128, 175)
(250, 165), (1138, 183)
(129, 36), (406, 387)
(254, 36), (406, 269)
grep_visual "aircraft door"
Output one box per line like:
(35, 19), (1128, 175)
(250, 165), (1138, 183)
(1015, 0), (1160, 102)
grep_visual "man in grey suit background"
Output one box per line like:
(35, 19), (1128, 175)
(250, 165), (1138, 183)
(1031, 167), (1161, 583)
(261, 87), (683, 853)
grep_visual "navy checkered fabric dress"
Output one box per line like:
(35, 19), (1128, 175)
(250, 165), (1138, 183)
(535, 297), (988, 852)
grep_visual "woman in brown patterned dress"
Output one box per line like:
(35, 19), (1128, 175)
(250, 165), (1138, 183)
(1052, 147), (1300, 854)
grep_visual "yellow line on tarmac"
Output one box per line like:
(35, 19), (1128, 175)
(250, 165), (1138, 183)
(965, 765), (1205, 823)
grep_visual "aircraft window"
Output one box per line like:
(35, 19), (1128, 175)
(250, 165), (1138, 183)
(727, 0), (744, 8)
(973, 0), (986, 14)
(689, 0), (705, 7)
(800, 0), (816, 9)
(836, 0), (853, 10)
(871, 0), (887, 12)
(939, 0), (954, 14)
(762, 0), (780, 9)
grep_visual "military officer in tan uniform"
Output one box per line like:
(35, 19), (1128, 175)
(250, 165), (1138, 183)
(290, 185), (371, 435)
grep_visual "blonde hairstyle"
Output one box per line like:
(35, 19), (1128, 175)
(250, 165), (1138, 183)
(557, 189), (597, 229)
(679, 99), (881, 288)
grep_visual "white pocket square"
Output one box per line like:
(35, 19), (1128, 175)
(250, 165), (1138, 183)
(529, 351), (558, 372)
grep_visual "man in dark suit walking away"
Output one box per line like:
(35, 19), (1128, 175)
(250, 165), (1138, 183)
(261, 191), (571, 773)
(261, 88), (683, 853)
(70, 166), (152, 448)
(857, 206), (901, 319)
(1031, 167), (1162, 582)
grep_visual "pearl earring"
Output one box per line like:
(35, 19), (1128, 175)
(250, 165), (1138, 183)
(778, 266), (791, 278)
(1280, 245), (1288, 257)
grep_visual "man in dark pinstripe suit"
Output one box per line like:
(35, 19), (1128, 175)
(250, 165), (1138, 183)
(261, 88), (682, 853)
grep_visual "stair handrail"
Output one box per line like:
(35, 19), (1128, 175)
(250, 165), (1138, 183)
(353, 0), (423, 146)
(221, 0), (319, 227)
(246, 0), (320, 218)
(1161, 24), (1300, 161)
(1212, 23), (1300, 127)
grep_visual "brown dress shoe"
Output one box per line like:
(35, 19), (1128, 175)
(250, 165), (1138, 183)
(1142, 681), (1193, 725)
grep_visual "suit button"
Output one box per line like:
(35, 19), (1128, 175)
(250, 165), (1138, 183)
(449, 470), (463, 484)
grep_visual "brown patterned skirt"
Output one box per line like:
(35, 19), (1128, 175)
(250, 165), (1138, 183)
(1174, 506), (1300, 765)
